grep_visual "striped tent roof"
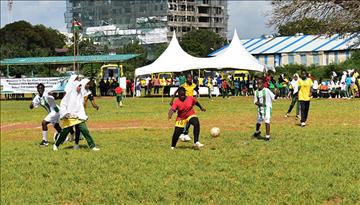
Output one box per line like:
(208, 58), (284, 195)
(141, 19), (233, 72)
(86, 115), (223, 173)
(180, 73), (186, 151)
(209, 33), (360, 56)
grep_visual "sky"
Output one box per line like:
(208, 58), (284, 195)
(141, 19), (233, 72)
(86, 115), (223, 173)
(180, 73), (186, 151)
(0, 0), (275, 39)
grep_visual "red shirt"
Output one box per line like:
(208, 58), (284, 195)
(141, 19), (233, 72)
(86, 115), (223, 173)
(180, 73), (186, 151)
(114, 87), (123, 94)
(171, 96), (197, 120)
(222, 81), (228, 89)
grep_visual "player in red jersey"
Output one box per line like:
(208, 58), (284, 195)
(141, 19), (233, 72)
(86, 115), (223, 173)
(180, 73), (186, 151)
(168, 87), (206, 150)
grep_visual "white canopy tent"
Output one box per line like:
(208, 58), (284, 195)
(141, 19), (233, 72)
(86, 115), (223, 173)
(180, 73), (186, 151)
(135, 32), (204, 77)
(206, 30), (265, 71)
(134, 30), (266, 77)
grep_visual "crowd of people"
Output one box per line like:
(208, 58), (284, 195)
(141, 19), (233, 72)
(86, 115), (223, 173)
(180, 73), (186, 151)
(133, 70), (360, 99)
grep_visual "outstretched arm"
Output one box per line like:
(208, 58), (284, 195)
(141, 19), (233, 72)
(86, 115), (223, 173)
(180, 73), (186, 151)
(195, 101), (206, 112)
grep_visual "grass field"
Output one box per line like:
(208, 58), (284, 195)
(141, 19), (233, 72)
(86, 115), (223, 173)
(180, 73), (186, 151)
(1, 96), (360, 204)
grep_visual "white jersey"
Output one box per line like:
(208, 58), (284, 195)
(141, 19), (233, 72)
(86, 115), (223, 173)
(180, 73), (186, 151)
(290, 79), (299, 94)
(254, 88), (275, 108)
(32, 93), (59, 113)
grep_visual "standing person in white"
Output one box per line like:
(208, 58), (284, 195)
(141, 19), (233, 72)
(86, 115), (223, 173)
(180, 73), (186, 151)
(253, 78), (275, 141)
(29, 83), (62, 146)
(285, 74), (299, 118)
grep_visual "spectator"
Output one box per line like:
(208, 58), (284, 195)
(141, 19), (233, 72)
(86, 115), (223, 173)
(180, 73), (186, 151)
(153, 76), (160, 94)
(99, 79), (106, 96)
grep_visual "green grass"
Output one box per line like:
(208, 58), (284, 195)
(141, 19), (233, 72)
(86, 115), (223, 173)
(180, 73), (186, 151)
(1, 97), (360, 204)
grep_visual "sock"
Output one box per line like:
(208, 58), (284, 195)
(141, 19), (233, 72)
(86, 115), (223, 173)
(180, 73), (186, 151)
(42, 131), (48, 141)
(265, 135), (270, 139)
(255, 130), (260, 134)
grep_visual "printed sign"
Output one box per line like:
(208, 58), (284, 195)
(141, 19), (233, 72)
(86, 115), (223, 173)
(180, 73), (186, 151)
(0, 77), (69, 94)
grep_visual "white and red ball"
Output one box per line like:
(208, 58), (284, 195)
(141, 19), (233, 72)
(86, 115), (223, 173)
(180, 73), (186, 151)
(210, 127), (220, 138)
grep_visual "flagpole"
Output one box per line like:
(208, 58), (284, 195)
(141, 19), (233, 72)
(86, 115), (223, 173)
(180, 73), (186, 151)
(73, 25), (76, 72)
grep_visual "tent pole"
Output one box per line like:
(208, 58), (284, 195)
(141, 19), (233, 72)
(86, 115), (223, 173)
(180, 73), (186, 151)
(162, 85), (164, 103)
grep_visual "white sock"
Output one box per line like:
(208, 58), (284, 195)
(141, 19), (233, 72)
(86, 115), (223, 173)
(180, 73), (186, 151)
(266, 135), (270, 139)
(255, 130), (260, 134)
(42, 131), (48, 141)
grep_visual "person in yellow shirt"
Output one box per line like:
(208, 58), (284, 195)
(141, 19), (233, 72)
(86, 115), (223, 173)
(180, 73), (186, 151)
(297, 70), (313, 127)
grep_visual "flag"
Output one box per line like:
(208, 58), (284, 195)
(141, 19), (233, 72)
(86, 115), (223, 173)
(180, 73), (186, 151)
(73, 18), (82, 31)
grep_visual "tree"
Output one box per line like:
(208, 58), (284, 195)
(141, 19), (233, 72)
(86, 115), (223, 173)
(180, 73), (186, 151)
(269, 1), (360, 35)
(0, 21), (66, 76)
(116, 41), (147, 78)
(278, 18), (327, 36)
(180, 29), (226, 57)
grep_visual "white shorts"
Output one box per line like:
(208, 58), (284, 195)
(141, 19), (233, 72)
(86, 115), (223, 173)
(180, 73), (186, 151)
(44, 111), (60, 125)
(257, 107), (272, 124)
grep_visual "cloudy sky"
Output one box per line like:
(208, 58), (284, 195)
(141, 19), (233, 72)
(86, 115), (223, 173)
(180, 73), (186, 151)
(0, 0), (274, 39)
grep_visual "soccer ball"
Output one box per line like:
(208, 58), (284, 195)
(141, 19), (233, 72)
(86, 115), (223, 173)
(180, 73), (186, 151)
(210, 127), (220, 138)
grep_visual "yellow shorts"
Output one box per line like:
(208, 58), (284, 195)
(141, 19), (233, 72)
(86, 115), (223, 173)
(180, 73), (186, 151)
(175, 115), (197, 128)
(61, 118), (84, 128)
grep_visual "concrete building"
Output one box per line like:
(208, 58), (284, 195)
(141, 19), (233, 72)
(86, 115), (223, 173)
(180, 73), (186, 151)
(64, 0), (228, 50)
(210, 33), (360, 67)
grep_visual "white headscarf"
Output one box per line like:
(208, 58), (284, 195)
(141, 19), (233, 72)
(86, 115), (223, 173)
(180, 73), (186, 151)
(64, 75), (78, 94)
(80, 78), (91, 97)
(60, 81), (88, 120)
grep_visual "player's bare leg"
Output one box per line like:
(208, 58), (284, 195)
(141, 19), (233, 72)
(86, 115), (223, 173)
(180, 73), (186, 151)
(40, 120), (50, 145)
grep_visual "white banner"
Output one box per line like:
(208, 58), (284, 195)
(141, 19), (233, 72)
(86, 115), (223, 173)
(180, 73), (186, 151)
(1, 77), (69, 94)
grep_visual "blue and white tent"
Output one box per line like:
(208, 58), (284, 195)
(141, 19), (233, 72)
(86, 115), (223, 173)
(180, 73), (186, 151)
(209, 33), (360, 56)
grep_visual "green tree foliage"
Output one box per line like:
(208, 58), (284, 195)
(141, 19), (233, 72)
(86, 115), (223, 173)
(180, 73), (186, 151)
(0, 21), (66, 59)
(116, 41), (147, 79)
(180, 29), (226, 57)
(269, 0), (360, 35)
(278, 18), (327, 36)
(0, 21), (66, 76)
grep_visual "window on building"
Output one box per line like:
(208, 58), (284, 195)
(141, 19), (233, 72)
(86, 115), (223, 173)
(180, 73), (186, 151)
(203, 0), (209, 4)
(154, 5), (158, 11)
(312, 53), (320, 65)
(199, 17), (210, 22)
(264, 55), (268, 66)
(198, 6), (209, 14)
(334, 51), (339, 64)
(288, 54), (295, 64)
(300, 53), (307, 65)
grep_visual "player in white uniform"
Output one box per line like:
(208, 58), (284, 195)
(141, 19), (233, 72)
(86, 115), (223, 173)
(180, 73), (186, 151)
(253, 78), (275, 141)
(30, 83), (62, 146)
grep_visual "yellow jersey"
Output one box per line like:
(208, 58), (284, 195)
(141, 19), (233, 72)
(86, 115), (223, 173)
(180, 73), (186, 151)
(181, 82), (197, 96)
(297, 78), (313, 101)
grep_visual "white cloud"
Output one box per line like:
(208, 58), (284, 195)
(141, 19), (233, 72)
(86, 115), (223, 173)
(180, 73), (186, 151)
(1, 1), (67, 31)
(228, 1), (275, 39)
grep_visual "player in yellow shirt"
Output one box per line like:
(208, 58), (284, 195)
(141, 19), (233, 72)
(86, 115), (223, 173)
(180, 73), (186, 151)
(297, 70), (313, 127)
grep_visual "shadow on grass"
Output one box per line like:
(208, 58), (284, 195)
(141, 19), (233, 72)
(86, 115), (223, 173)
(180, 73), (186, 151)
(62, 144), (89, 150)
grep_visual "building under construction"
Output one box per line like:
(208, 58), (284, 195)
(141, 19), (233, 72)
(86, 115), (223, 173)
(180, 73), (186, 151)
(65, 0), (228, 51)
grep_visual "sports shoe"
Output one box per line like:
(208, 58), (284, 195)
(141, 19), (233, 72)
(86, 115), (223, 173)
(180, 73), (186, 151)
(53, 144), (58, 151)
(285, 113), (289, 118)
(265, 135), (271, 141)
(193, 142), (204, 149)
(183, 134), (191, 142)
(73, 144), (80, 150)
(301, 122), (306, 127)
(179, 134), (185, 142)
(253, 131), (261, 138)
(171, 147), (175, 150)
(92, 147), (100, 151)
(40, 140), (49, 146)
